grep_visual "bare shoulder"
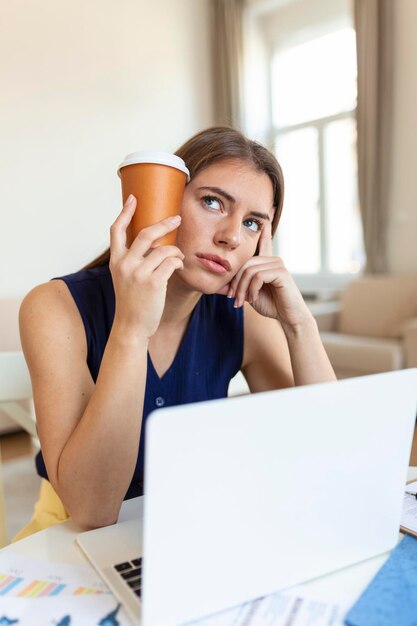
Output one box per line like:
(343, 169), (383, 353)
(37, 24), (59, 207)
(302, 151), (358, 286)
(20, 279), (78, 321)
(242, 303), (294, 391)
(19, 280), (87, 368)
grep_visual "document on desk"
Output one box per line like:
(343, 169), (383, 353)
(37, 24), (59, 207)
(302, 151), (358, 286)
(0, 595), (132, 625)
(0, 551), (108, 597)
(401, 480), (417, 537)
(187, 588), (343, 626)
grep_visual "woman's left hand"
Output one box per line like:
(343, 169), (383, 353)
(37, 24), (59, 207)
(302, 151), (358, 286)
(219, 222), (313, 330)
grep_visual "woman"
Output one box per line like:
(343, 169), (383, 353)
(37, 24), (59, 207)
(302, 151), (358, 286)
(16, 127), (335, 538)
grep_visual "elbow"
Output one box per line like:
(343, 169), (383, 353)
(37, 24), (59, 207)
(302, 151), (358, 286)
(69, 506), (120, 530)
(54, 463), (121, 530)
(55, 483), (121, 529)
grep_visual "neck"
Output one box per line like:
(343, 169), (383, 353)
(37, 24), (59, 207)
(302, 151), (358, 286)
(160, 272), (202, 327)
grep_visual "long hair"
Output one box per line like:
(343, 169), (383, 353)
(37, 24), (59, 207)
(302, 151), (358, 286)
(84, 126), (284, 270)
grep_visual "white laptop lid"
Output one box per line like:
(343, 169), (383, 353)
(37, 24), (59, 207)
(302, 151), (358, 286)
(142, 369), (417, 626)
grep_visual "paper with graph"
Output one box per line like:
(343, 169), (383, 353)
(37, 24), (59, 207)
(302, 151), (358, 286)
(187, 589), (343, 626)
(0, 551), (108, 597)
(401, 479), (417, 537)
(0, 595), (132, 625)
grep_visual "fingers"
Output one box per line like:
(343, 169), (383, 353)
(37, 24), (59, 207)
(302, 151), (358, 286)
(226, 225), (275, 299)
(129, 215), (182, 256)
(257, 220), (273, 257)
(140, 245), (184, 274)
(246, 273), (265, 305)
(233, 261), (283, 308)
(110, 194), (137, 262)
(152, 256), (184, 283)
(235, 262), (278, 308)
(110, 195), (184, 288)
(110, 194), (182, 263)
(227, 257), (272, 299)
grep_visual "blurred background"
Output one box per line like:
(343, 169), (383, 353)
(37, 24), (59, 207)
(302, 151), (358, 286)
(1, 0), (417, 299)
(1, 0), (417, 543)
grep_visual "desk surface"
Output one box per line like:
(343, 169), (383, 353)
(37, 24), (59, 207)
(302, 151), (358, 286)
(3, 467), (417, 621)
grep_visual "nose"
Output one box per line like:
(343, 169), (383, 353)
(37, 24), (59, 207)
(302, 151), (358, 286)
(214, 216), (241, 249)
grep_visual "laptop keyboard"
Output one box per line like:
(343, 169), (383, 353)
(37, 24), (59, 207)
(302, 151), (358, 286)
(113, 557), (142, 598)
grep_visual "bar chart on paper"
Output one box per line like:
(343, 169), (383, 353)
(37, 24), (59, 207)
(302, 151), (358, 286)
(0, 572), (106, 597)
(0, 552), (109, 598)
(0, 596), (132, 625)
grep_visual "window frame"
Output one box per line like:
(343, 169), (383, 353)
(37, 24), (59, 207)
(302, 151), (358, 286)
(270, 108), (358, 278)
(243, 0), (362, 294)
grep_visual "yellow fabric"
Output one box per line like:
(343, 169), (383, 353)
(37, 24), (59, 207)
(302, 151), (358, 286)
(12, 479), (69, 542)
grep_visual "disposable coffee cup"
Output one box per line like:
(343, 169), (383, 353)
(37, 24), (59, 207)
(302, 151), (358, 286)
(117, 151), (190, 247)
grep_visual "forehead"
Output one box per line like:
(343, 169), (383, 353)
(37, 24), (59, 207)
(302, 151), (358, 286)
(189, 160), (275, 216)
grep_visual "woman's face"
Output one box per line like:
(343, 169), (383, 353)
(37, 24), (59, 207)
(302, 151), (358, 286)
(175, 159), (275, 294)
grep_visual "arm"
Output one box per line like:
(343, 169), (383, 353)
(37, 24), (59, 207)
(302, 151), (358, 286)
(242, 303), (335, 391)
(21, 196), (184, 529)
(280, 311), (336, 385)
(229, 223), (336, 390)
(241, 304), (294, 392)
(20, 281), (147, 528)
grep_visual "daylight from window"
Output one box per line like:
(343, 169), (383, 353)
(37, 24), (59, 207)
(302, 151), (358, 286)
(271, 27), (364, 275)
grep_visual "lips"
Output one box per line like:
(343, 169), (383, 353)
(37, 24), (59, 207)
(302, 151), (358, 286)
(196, 253), (231, 274)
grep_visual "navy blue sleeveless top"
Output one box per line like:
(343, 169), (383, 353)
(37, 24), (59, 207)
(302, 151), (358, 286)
(35, 264), (244, 500)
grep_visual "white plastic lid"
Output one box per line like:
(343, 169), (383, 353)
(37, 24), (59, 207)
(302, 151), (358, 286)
(117, 151), (190, 180)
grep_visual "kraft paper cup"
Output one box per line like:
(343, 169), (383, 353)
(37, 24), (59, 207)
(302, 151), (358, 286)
(117, 151), (190, 247)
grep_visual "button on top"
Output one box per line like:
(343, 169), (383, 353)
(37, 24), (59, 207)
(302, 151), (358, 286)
(155, 396), (165, 407)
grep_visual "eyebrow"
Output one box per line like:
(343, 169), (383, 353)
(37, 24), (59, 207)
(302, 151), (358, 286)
(197, 186), (271, 221)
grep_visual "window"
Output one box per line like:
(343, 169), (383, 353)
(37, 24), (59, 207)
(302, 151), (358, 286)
(243, 0), (364, 291)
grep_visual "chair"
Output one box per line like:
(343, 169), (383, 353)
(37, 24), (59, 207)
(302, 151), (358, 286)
(0, 298), (26, 434)
(0, 351), (37, 439)
(0, 446), (7, 547)
(0, 351), (37, 547)
(313, 275), (417, 379)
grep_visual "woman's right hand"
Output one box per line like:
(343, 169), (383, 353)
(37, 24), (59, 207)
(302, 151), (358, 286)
(109, 194), (184, 340)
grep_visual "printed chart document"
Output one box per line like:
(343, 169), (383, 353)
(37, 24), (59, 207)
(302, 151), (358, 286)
(0, 552), (109, 597)
(0, 551), (342, 626)
(0, 595), (132, 625)
(0, 592), (342, 626)
(401, 480), (417, 538)
(187, 588), (343, 626)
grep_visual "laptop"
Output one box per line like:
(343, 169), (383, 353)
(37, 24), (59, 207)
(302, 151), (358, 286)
(76, 369), (417, 626)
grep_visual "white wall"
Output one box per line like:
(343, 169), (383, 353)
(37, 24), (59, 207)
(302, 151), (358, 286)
(0, 0), (214, 298)
(387, 0), (417, 272)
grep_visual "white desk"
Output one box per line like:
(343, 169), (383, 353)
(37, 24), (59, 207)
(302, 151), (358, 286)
(2, 468), (417, 622)
(2, 497), (142, 565)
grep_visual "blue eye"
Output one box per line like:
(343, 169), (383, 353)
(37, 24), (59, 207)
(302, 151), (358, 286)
(244, 218), (263, 233)
(202, 195), (221, 210)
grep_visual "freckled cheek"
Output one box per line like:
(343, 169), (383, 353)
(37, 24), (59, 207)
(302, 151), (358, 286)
(175, 213), (202, 251)
(178, 202), (207, 231)
(241, 238), (260, 261)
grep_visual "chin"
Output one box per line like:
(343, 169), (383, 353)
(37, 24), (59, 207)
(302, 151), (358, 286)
(176, 267), (229, 295)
